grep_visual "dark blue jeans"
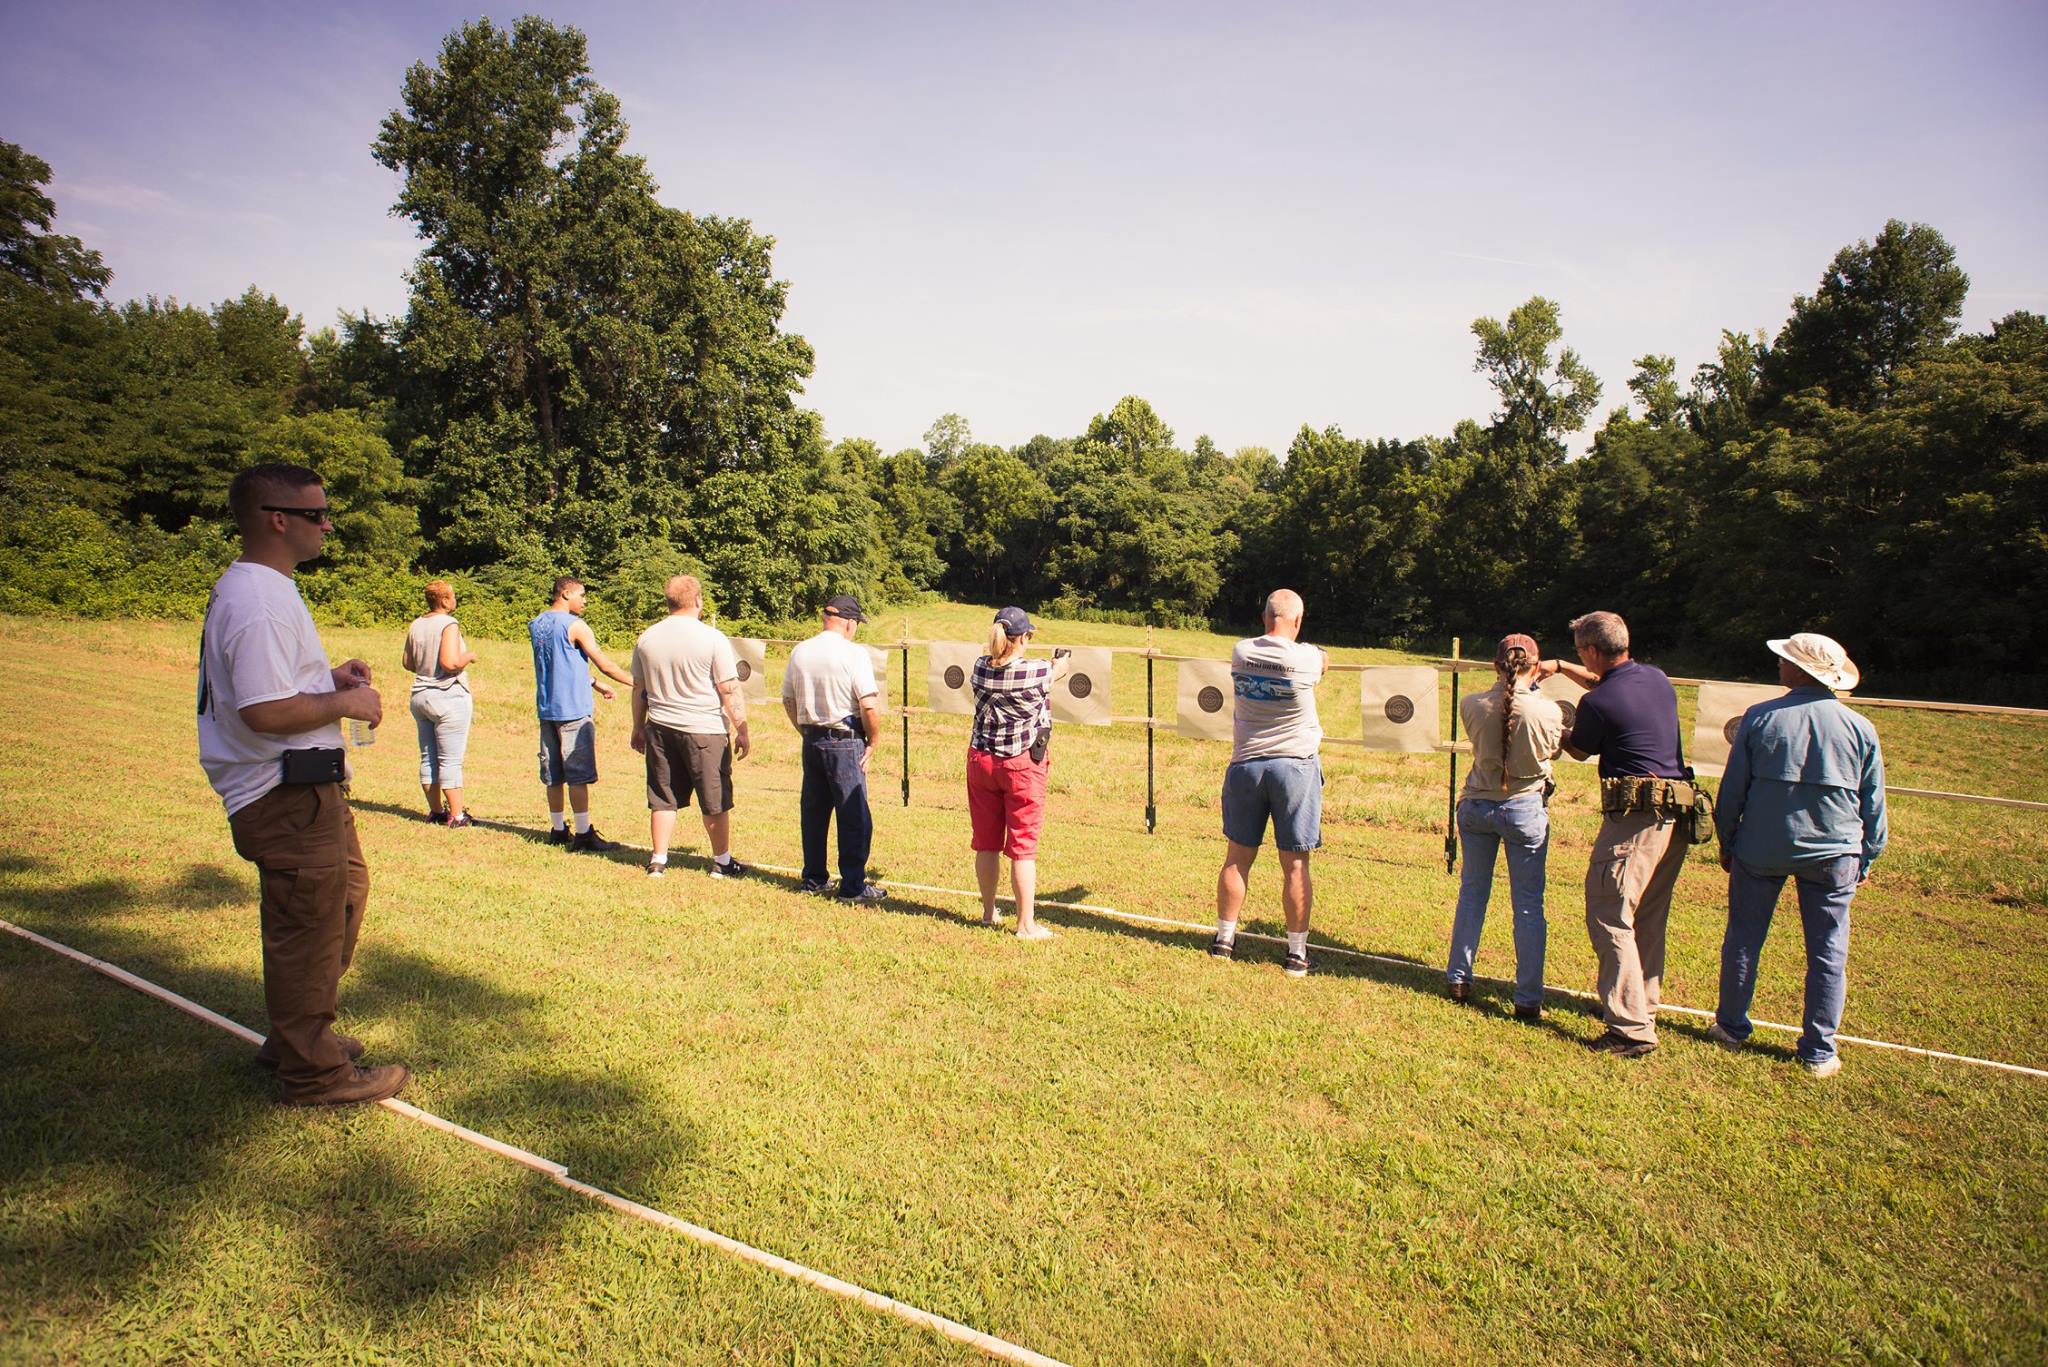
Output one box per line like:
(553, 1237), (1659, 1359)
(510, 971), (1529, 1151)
(801, 734), (871, 895)
(1715, 854), (1858, 1064)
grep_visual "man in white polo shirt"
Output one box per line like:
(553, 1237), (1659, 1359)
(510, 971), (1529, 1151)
(631, 573), (752, 878)
(197, 463), (409, 1106)
(781, 594), (886, 901)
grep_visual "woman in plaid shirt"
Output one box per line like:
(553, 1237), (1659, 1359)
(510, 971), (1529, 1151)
(969, 606), (1072, 940)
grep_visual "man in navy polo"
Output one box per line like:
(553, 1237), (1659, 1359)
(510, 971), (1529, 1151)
(1538, 610), (1688, 1057)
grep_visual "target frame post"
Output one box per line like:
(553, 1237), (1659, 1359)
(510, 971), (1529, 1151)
(1446, 637), (1460, 874)
(900, 621), (911, 807)
(1144, 627), (1157, 833)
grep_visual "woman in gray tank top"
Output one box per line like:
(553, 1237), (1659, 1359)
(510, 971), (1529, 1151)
(401, 580), (478, 826)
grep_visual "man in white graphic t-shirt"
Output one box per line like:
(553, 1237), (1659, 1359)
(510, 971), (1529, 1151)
(197, 463), (408, 1106)
(1208, 589), (1327, 977)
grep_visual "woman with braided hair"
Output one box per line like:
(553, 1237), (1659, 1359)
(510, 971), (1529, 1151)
(1445, 632), (1568, 1017)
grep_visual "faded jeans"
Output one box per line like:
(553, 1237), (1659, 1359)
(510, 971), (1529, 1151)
(1715, 854), (1858, 1065)
(410, 685), (472, 789)
(1446, 793), (1549, 1008)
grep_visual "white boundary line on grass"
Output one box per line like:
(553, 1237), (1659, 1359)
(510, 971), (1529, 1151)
(759, 863), (2048, 1082)
(0, 916), (1072, 1367)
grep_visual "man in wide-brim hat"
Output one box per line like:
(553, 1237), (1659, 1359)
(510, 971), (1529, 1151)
(1707, 632), (1887, 1078)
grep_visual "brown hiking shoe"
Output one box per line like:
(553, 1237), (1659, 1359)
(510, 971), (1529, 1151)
(255, 1033), (364, 1072)
(283, 1063), (410, 1107)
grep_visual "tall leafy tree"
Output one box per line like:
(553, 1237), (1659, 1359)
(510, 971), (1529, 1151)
(1470, 296), (1602, 455)
(0, 141), (110, 299)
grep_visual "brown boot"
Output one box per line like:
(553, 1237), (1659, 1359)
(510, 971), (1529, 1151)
(254, 1033), (364, 1072)
(282, 1063), (410, 1108)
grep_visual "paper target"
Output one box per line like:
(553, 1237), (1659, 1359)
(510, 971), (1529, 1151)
(1047, 646), (1112, 726)
(1533, 673), (1595, 764)
(1359, 666), (1441, 752)
(1691, 681), (1786, 779)
(865, 645), (891, 713)
(1175, 657), (1235, 741)
(925, 642), (979, 716)
(731, 637), (768, 705)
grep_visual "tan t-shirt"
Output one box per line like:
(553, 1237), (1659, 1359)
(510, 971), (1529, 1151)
(1460, 682), (1566, 800)
(631, 614), (738, 734)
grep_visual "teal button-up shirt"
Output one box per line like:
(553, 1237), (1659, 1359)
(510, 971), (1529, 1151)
(1714, 685), (1887, 877)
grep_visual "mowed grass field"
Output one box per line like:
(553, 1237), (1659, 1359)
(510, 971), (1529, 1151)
(3, 606), (2046, 1365)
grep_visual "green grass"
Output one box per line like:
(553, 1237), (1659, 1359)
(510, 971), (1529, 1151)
(3, 610), (2045, 1364)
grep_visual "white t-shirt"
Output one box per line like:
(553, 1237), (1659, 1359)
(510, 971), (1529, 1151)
(1229, 634), (1326, 762)
(781, 630), (879, 727)
(632, 614), (738, 734)
(197, 561), (346, 815)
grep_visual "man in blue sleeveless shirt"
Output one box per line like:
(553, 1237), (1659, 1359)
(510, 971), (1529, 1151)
(531, 576), (635, 852)
(1708, 633), (1885, 1079)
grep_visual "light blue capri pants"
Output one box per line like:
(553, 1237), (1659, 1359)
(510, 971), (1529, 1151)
(410, 685), (473, 788)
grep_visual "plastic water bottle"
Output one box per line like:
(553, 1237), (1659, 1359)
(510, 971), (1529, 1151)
(349, 718), (376, 747)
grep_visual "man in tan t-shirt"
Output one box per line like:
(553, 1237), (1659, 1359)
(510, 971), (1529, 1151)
(630, 575), (751, 878)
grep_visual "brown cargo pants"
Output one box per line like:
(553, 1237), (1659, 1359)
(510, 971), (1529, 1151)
(1584, 810), (1688, 1044)
(228, 781), (368, 1099)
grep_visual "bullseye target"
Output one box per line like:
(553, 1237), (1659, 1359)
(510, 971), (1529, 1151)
(1359, 667), (1440, 752)
(1533, 673), (1593, 764)
(732, 637), (768, 704)
(925, 642), (978, 716)
(1692, 681), (1785, 778)
(1176, 658), (1235, 740)
(1048, 646), (1111, 726)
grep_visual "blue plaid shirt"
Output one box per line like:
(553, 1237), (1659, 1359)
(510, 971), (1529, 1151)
(970, 656), (1053, 757)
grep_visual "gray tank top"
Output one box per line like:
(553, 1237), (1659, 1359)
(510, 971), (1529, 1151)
(405, 613), (468, 691)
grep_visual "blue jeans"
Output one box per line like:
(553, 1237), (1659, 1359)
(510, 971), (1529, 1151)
(1446, 794), (1549, 1008)
(1715, 854), (1857, 1064)
(1220, 756), (1323, 851)
(800, 734), (871, 895)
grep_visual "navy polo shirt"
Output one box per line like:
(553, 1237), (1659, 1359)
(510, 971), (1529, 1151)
(1567, 660), (1685, 779)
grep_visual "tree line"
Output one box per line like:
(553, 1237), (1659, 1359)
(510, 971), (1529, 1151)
(2, 16), (2043, 700)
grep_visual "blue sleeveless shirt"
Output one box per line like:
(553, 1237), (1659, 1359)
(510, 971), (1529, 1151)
(530, 610), (593, 721)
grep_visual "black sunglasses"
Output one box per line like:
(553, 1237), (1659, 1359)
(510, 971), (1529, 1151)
(263, 505), (332, 523)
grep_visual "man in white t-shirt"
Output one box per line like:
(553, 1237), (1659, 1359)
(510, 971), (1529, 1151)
(630, 574), (752, 879)
(1209, 589), (1328, 977)
(780, 594), (885, 901)
(197, 463), (408, 1106)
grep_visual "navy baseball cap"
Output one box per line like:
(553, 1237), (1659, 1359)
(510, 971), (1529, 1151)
(823, 594), (868, 622)
(994, 605), (1034, 635)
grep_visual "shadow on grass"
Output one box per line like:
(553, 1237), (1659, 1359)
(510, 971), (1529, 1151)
(0, 856), (695, 1323)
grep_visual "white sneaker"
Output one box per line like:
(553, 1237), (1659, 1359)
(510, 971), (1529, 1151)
(1706, 1021), (1743, 1052)
(1803, 1055), (1842, 1079)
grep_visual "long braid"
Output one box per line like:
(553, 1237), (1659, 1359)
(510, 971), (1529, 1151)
(1499, 644), (1532, 783)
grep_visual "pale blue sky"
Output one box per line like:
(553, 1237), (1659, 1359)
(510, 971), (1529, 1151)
(5, 1), (2044, 456)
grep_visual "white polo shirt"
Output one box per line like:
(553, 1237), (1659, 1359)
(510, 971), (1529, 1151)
(781, 631), (878, 728)
(197, 561), (345, 815)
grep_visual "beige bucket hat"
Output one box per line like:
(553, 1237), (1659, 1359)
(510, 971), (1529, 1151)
(1767, 632), (1859, 691)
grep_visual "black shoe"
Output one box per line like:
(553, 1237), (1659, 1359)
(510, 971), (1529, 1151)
(1208, 933), (1236, 961)
(427, 809), (449, 824)
(1448, 980), (1470, 1004)
(709, 857), (748, 880)
(1514, 1004), (1543, 1021)
(446, 814), (474, 830)
(646, 860), (667, 878)
(546, 826), (570, 846)
(569, 828), (620, 853)
(1283, 950), (1310, 979)
(837, 882), (887, 903)
(800, 877), (833, 895)
(1586, 1029), (1656, 1058)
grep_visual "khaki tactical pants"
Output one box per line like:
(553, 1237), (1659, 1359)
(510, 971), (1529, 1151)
(228, 782), (369, 1098)
(1584, 810), (1688, 1043)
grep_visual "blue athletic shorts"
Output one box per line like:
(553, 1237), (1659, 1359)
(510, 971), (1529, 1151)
(1221, 755), (1323, 851)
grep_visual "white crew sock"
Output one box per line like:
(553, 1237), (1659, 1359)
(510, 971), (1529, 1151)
(549, 811), (567, 831)
(713, 851), (733, 866)
(573, 811), (593, 834)
(1214, 917), (1238, 944)
(1286, 931), (1309, 958)
(648, 852), (667, 867)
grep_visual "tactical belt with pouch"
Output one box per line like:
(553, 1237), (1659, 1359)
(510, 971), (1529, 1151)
(1597, 775), (1694, 820)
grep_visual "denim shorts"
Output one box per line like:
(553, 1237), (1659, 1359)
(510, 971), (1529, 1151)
(1221, 755), (1323, 851)
(538, 715), (598, 787)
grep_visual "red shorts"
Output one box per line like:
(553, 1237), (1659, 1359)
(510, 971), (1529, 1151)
(966, 747), (1049, 860)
